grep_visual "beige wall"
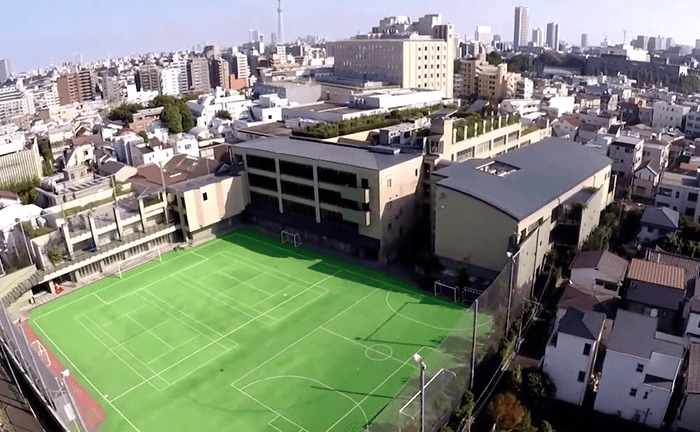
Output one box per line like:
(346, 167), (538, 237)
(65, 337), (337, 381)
(0, 142), (42, 185)
(174, 176), (247, 234)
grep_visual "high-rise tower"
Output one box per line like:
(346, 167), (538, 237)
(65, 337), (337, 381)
(277, 0), (284, 45)
(513, 6), (529, 48)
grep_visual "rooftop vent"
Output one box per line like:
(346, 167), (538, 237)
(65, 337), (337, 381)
(476, 161), (520, 177)
(369, 146), (401, 155)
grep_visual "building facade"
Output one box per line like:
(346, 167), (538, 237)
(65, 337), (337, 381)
(139, 63), (161, 93)
(513, 6), (529, 48)
(188, 58), (211, 94)
(652, 102), (690, 130)
(546, 23), (560, 51)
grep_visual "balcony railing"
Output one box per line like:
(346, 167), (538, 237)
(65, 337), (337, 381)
(340, 186), (370, 204)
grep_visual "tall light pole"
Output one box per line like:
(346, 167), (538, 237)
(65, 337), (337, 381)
(413, 353), (426, 432)
(60, 369), (87, 432)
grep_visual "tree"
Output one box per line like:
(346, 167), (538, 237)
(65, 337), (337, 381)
(161, 104), (183, 135)
(521, 369), (556, 407)
(486, 51), (503, 66)
(47, 246), (63, 265)
(580, 226), (611, 251)
(216, 110), (232, 120)
(508, 55), (534, 73)
(42, 159), (53, 176)
(0, 177), (40, 204)
(489, 393), (530, 431)
(108, 103), (144, 123)
(179, 104), (194, 132)
(137, 131), (148, 141)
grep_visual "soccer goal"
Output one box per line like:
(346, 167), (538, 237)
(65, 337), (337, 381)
(30, 340), (50, 368)
(116, 247), (162, 279)
(281, 230), (302, 247)
(434, 281), (460, 303)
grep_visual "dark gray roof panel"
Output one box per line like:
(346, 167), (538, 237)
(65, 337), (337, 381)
(607, 310), (685, 359)
(640, 207), (680, 230)
(625, 281), (685, 310)
(234, 138), (421, 171)
(557, 307), (606, 340)
(434, 138), (612, 220)
(570, 250), (628, 283)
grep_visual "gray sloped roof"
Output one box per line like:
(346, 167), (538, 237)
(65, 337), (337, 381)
(570, 250), (628, 283)
(233, 137), (422, 171)
(625, 281), (685, 310)
(434, 138), (612, 221)
(640, 207), (679, 230)
(557, 307), (606, 340)
(607, 310), (685, 359)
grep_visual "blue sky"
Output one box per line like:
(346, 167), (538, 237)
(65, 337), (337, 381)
(1, 0), (699, 72)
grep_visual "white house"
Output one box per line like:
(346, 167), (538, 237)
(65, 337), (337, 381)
(543, 307), (606, 406)
(652, 101), (690, 131)
(675, 341), (700, 432)
(593, 310), (685, 429)
(128, 138), (174, 167)
(569, 250), (629, 296)
(632, 161), (661, 200)
(499, 99), (541, 116)
(186, 88), (252, 128)
(167, 134), (199, 158)
(608, 135), (644, 178)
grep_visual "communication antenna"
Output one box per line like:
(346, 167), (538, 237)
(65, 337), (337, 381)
(623, 30), (627, 45)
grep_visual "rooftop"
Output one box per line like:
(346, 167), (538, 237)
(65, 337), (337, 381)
(612, 135), (644, 147)
(607, 310), (685, 359)
(570, 250), (628, 283)
(647, 249), (700, 288)
(640, 207), (680, 230)
(433, 138), (612, 221)
(238, 122), (294, 138)
(234, 137), (422, 171)
(660, 171), (697, 189)
(285, 102), (376, 116)
(627, 259), (685, 290)
(557, 307), (606, 340)
(625, 281), (686, 310)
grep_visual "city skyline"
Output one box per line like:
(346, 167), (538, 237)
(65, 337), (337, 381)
(2, 0), (700, 72)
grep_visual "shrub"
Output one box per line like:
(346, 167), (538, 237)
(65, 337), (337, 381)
(488, 393), (530, 431)
(47, 246), (63, 265)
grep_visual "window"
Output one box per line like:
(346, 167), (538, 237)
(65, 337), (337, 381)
(676, 191), (680, 199)
(658, 187), (673, 197)
(202, 192), (208, 201)
(625, 148), (631, 153)
(577, 371), (586, 382)
(686, 207), (696, 218)
(387, 179), (392, 187)
(583, 343), (591, 356)
(630, 388), (637, 397)
(689, 193), (698, 202)
(643, 392), (649, 400)
(550, 332), (558, 347)
(636, 363), (644, 373)
(415, 169), (418, 176)
(361, 178), (369, 189)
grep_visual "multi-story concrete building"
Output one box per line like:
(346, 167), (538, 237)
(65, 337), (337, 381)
(432, 138), (613, 288)
(513, 6), (529, 48)
(684, 110), (700, 137)
(0, 59), (11, 83)
(532, 28), (544, 47)
(608, 135), (644, 178)
(0, 84), (35, 122)
(138, 62), (161, 93)
(656, 171), (700, 221)
(543, 307), (606, 406)
(332, 14), (455, 98)
(160, 55), (189, 96)
(186, 88), (251, 127)
(581, 34), (588, 48)
(0, 133), (42, 184)
(546, 22), (560, 51)
(594, 309), (685, 429)
(474, 26), (493, 45)
(210, 58), (230, 90)
(652, 101), (690, 131)
(188, 58), (211, 93)
(455, 59), (521, 100)
(232, 137), (424, 261)
(57, 70), (95, 105)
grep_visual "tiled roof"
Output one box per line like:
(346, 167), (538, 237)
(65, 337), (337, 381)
(647, 249), (700, 285)
(570, 250), (628, 283)
(689, 342), (700, 394)
(627, 259), (685, 290)
(640, 207), (679, 230)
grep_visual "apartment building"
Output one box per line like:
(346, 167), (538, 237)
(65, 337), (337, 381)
(543, 307), (606, 406)
(138, 63), (161, 93)
(608, 135), (644, 178)
(594, 310), (685, 429)
(0, 134), (42, 184)
(231, 52), (250, 81)
(656, 171), (700, 222)
(0, 84), (35, 122)
(426, 111), (550, 162)
(161, 55), (189, 96)
(455, 59), (521, 100)
(332, 14), (455, 98)
(653, 101), (690, 131)
(188, 58), (211, 93)
(57, 70), (95, 105)
(232, 137), (424, 261)
(210, 58), (230, 90)
(432, 138), (613, 288)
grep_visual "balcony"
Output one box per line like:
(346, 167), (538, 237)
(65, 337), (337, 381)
(340, 186), (370, 204)
(340, 208), (371, 226)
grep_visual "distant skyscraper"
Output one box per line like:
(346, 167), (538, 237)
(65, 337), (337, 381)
(532, 28), (544, 47)
(581, 34), (588, 48)
(546, 22), (560, 51)
(0, 59), (11, 83)
(249, 29), (260, 43)
(271, 32), (278, 46)
(666, 38), (675, 49)
(633, 35), (650, 51)
(474, 26), (493, 45)
(513, 6), (529, 48)
(74, 54), (83, 66)
(277, 0), (284, 44)
(696, 39), (700, 50)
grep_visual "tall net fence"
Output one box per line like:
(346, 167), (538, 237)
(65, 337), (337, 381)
(366, 254), (529, 432)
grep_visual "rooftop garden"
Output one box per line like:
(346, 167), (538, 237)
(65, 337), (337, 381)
(452, 113), (522, 141)
(291, 104), (455, 139)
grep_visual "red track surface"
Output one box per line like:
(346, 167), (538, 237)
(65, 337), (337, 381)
(21, 321), (106, 431)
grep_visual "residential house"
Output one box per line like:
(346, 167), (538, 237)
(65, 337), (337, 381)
(652, 101), (690, 131)
(578, 123), (605, 143)
(632, 160), (661, 200)
(128, 138), (174, 168)
(97, 161), (137, 183)
(186, 88), (252, 128)
(128, 107), (164, 133)
(637, 207), (679, 243)
(569, 250), (628, 296)
(232, 136), (424, 262)
(643, 140), (670, 173)
(608, 135), (644, 179)
(655, 171), (700, 222)
(675, 341), (700, 432)
(432, 138), (613, 290)
(543, 307), (606, 406)
(593, 309), (685, 429)
(624, 258), (686, 334)
(552, 116), (580, 140)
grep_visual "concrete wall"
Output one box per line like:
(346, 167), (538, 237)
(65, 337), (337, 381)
(179, 176), (247, 232)
(0, 143), (42, 185)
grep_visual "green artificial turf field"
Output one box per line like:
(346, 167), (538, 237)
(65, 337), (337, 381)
(29, 230), (493, 432)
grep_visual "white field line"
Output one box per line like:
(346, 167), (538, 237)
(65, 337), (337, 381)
(319, 327), (403, 364)
(125, 315), (174, 349)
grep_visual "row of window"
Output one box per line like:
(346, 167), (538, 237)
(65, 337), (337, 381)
(246, 155), (364, 189)
(657, 187), (698, 202)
